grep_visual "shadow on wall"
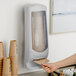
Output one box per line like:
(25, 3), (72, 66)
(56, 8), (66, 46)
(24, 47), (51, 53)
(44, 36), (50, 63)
(16, 6), (25, 68)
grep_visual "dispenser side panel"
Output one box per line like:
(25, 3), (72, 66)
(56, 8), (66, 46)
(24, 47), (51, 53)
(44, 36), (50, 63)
(24, 7), (32, 67)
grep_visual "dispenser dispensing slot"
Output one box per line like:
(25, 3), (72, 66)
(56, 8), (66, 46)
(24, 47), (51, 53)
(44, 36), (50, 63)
(31, 11), (48, 52)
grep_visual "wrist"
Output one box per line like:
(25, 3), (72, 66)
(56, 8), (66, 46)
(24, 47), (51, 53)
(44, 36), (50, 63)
(54, 62), (61, 69)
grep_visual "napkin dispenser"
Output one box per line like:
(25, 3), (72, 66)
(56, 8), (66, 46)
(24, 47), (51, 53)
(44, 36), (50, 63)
(24, 4), (48, 69)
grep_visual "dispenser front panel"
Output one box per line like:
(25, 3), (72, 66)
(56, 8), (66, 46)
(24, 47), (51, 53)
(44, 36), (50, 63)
(31, 11), (48, 52)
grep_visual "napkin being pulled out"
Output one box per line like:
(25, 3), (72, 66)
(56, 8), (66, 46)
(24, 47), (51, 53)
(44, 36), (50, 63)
(33, 58), (49, 65)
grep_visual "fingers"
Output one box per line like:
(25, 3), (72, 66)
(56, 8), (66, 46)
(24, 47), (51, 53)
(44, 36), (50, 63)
(41, 63), (56, 73)
(42, 65), (51, 73)
(45, 68), (51, 73)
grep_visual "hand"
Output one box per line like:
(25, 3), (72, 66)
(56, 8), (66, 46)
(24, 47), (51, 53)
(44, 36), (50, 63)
(41, 63), (57, 73)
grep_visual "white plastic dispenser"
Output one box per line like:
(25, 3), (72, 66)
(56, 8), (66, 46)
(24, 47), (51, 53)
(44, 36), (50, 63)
(24, 4), (48, 69)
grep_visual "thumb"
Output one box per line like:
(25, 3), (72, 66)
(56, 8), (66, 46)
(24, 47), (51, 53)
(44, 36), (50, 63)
(42, 64), (48, 67)
(43, 63), (52, 68)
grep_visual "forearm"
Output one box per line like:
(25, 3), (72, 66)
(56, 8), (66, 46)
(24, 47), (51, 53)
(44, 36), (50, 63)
(55, 54), (76, 68)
